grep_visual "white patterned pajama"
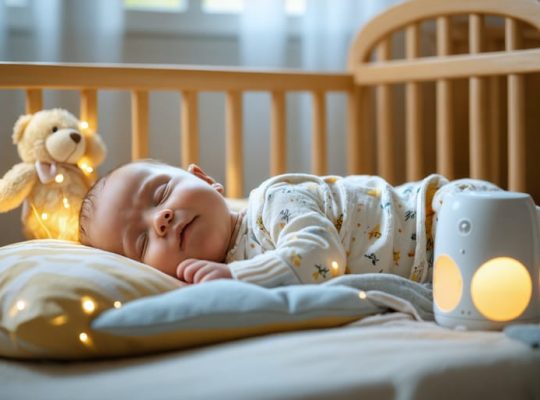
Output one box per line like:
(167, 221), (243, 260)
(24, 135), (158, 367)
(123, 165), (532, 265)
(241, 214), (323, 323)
(226, 173), (499, 288)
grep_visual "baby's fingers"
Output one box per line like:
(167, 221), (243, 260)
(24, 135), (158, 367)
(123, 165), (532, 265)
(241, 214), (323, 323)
(192, 264), (217, 284)
(176, 259), (202, 283)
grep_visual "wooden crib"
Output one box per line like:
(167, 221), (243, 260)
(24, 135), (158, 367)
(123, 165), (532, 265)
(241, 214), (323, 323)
(1, 0), (539, 201)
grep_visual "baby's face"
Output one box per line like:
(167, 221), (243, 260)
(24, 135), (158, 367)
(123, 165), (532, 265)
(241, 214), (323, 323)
(86, 162), (234, 277)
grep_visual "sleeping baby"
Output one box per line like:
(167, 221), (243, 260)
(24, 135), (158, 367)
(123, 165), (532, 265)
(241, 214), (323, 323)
(78, 159), (499, 287)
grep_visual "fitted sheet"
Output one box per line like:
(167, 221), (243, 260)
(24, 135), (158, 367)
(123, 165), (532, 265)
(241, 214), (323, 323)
(1, 317), (539, 400)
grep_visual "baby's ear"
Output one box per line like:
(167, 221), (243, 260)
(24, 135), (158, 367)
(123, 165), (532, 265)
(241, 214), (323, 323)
(211, 182), (225, 195)
(188, 164), (225, 195)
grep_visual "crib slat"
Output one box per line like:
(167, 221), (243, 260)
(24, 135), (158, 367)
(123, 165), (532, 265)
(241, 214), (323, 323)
(488, 77), (502, 186)
(469, 14), (488, 180)
(405, 23), (423, 181)
(346, 87), (359, 174)
(270, 91), (286, 175)
(131, 90), (149, 160)
(436, 16), (454, 179)
(376, 39), (395, 183)
(25, 89), (43, 114)
(506, 18), (526, 192)
(80, 89), (98, 132)
(311, 91), (327, 175)
(180, 90), (199, 169)
(226, 90), (244, 198)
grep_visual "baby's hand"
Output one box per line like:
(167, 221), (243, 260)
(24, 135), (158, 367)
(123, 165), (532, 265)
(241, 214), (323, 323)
(176, 259), (232, 284)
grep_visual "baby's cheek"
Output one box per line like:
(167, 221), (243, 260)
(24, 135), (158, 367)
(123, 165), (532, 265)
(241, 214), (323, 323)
(145, 245), (175, 276)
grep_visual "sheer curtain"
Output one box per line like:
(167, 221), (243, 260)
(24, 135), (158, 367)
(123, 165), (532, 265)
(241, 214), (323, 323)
(28, 0), (124, 62)
(240, 0), (401, 180)
(0, 2), (5, 59)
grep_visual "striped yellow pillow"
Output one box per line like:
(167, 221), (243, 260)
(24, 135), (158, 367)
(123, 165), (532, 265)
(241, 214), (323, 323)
(0, 240), (181, 359)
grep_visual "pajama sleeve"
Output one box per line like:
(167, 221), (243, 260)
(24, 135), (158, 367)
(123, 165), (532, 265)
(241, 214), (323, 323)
(228, 184), (347, 288)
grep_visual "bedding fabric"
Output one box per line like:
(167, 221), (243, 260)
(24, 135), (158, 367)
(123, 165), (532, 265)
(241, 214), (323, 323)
(0, 239), (432, 360)
(0, 240), (181, 359)
(1, 319), (539, 400)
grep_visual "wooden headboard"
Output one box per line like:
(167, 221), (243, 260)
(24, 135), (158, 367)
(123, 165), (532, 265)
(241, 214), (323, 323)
(1, 0), (539, 200)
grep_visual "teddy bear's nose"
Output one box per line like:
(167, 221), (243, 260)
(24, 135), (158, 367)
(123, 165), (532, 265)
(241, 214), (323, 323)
(70, 132), (81, 144)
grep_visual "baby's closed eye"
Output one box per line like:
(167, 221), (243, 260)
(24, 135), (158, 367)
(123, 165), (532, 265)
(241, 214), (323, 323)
(154, 181), (171, 205)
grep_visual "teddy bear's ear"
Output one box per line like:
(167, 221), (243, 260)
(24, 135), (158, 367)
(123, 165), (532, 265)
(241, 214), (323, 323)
(84, 133), (107, 167)
(12, 114), (33, 144)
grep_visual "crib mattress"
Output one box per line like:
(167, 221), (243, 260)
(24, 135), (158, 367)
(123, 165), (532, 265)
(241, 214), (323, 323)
(1, 317), (539, 400)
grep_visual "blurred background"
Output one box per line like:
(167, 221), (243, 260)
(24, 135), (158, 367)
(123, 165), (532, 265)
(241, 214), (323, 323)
(0, 0), (399, 245)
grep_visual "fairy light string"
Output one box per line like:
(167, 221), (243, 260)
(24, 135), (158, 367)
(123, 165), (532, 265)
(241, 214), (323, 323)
(29, 120), (96, 239)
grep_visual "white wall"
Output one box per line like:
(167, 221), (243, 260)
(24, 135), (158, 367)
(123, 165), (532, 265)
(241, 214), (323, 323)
(0, 30), (348, 245)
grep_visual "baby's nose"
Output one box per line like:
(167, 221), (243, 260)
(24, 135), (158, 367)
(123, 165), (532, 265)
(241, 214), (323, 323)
(153, 209), (174, 236)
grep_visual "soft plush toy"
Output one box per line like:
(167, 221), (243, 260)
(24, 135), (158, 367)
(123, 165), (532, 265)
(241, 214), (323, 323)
(0, 108), (107, 241)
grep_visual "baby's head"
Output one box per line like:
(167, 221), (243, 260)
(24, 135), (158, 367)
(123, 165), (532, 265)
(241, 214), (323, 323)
(79, 160), (234, 277)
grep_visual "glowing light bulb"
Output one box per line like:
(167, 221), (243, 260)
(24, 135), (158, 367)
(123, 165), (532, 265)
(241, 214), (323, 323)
(80, 121), (89, 130)
(63, 197), (70, 209)
(113, 301), (122, 309)
(331, 261), (340, 277)
(16, 300), (26, 311)
(55, 174), (64, 183)
(79, 332), (89, 343)
(471, 257), (532, 322)
(81, 297), (96, 314)
(41, 212), (49, 220)
(78, 160), (94, 175)
(434, 254), (463, 313)
(359, 290), (367, 300)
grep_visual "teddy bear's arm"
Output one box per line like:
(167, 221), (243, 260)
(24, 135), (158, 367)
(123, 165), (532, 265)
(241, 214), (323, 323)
(0, 163), (37, 213)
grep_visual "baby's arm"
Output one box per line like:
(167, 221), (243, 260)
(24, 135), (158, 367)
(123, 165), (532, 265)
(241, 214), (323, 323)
(228, 184), (347, 287)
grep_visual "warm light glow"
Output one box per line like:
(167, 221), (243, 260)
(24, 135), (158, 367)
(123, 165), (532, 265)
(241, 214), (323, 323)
(16, 300), (26, 311)
(50, 315), (67, 326)
(79, 332), (90, 344)
(471, 257), (532, 322)
(434, 254), (463, 312)
(113, 301), (122, 309)
(63, 197), (70, 209)
(331, 261), (339, 277)
(359, 290), (367, 300)
(79, 332), (93, 347)
(79, 121), (89, 130)
(10, 300), (26, 317)
(77, 160), (95, 175)
(58, 216), (68, 233)
(41, 212), (49, 220)
(55, 174), (64, 183)
(81, 297), (96, 314)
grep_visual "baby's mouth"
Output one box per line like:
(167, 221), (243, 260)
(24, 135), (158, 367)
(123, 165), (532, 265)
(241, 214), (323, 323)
(179, 216), (197, 250)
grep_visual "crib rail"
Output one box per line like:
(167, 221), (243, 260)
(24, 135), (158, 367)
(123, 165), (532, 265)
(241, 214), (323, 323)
(0, 62), (355, 198)
(348, 0), (540, 197)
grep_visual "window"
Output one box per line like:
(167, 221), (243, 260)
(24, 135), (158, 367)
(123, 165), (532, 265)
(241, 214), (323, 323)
(123, 0), (305, 15)
(202, 0), (305, 15)
(123, 0), (306, 37)
(124, 0), (187, 12)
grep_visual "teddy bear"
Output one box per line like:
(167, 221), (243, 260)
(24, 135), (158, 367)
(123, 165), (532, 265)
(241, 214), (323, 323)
(0, 108), (107, 241)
